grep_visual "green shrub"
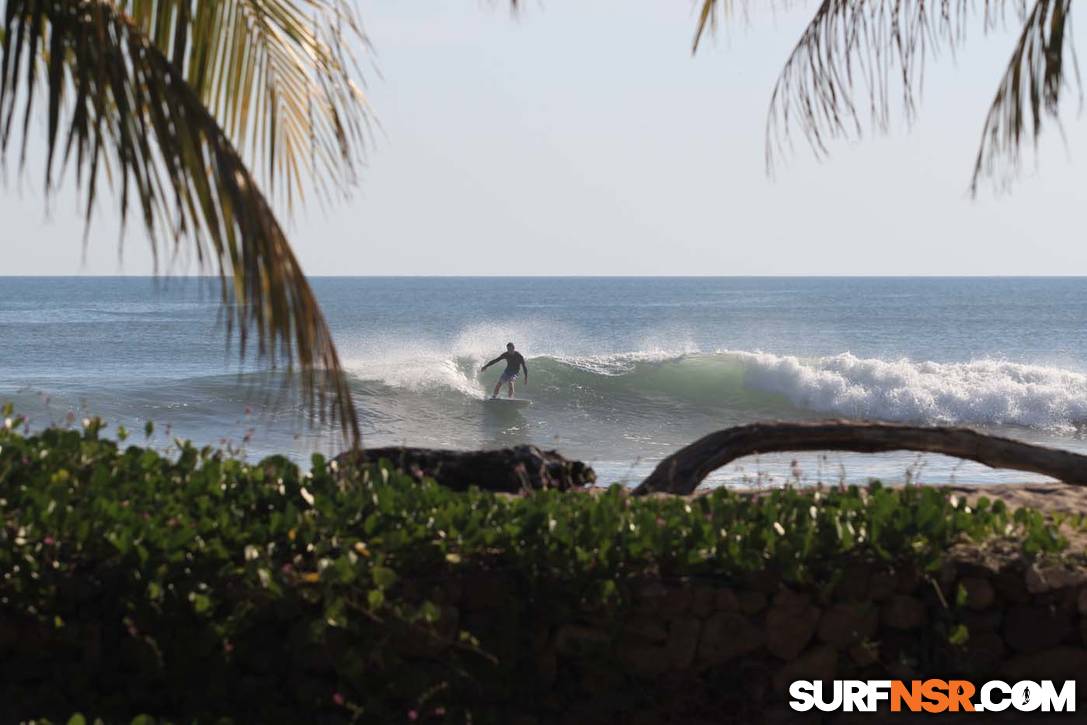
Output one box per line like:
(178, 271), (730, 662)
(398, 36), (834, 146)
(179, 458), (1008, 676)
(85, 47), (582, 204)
(0, 413), (1068, 722)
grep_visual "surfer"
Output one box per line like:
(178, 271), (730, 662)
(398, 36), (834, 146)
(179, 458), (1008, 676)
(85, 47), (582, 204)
(481, 342), (528, 399)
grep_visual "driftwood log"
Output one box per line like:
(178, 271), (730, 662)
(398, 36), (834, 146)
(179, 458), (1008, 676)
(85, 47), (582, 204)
(634, 421), (1087, 496)
(338, 445), (595, 493)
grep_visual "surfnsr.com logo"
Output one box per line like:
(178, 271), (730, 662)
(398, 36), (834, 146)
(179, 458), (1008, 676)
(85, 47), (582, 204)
(789, 679), (1076, 713)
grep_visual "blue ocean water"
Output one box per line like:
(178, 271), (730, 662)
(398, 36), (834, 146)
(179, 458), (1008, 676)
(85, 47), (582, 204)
(2, 276), (1087, 485)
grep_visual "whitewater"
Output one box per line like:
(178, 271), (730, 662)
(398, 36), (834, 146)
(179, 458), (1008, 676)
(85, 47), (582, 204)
(3, 276), (1087, 485)
(346, 350), (1087, 432)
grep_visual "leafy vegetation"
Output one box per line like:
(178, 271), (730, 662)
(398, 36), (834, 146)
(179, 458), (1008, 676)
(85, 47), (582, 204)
(0, 412), (1071, 722)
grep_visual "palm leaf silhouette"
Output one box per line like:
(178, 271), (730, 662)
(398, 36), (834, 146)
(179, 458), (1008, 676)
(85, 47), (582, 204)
(1, 0), (363, 444)
(972, 0), (1074, 191)
(694, 0), (1077, 191)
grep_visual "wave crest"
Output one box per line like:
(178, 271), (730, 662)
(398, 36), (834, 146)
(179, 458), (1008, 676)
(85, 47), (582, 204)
(344, 348), (1087, 432)
(733, 351), (1087, 430)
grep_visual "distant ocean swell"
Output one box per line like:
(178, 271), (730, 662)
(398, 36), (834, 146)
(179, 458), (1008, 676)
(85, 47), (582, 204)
(344, 350), (1087, 433)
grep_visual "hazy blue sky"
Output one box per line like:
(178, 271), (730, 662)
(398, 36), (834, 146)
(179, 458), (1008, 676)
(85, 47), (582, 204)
(3, 0), (1085, 275)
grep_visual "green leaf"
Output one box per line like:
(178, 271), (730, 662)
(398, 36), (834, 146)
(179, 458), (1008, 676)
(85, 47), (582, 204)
(190, 593), (212, 614)
(419, 601), (441, 624)
(955, 584), (968, 608)
(949, 623), (970, 646)
(371, 566), (397, 590)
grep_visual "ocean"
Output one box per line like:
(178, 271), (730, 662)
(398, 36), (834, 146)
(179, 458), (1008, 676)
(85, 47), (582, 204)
(2, 276), (1086, 486)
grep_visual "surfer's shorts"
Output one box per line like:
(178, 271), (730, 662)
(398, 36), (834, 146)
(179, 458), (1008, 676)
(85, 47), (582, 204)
(499, 369), (519, 383)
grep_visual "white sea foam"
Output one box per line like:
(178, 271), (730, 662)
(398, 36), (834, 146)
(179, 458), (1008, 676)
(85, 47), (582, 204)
(340, 327), (1087, 433)
(340, 320), (698, 393)
(732, 351), (1087, 431)
(342, 345), (485, 399)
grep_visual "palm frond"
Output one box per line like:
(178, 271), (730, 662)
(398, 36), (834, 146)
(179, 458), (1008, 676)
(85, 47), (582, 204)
(763, 0), (1002, 169)
(698, 1), (1077, 191)
(112, 0), (370, 208)
(693, 0), (723, 52)
(971, 0), (1076, 192)
(692, 0), (757, 53)
(0, 0), (359, 444)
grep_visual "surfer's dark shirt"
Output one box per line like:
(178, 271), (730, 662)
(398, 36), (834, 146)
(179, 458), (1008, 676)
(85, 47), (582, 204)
(483, 350), (527, 379)
(498, 351), (525, 374)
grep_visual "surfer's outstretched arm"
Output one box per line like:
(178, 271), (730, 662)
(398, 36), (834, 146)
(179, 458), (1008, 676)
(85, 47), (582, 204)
(480, 356), (502, 372)
(521, 358), (528, 384)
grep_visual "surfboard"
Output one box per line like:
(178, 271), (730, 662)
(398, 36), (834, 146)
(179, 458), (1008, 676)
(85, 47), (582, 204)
(484, 397), (532, 408)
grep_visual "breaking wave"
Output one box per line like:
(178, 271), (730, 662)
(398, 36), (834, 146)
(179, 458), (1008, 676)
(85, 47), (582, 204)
(343, 349), (1087, 432)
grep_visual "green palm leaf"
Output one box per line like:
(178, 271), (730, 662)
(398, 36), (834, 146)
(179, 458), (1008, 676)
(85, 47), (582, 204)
(114, 1), (370, 207)
(1, 0), (360, 444)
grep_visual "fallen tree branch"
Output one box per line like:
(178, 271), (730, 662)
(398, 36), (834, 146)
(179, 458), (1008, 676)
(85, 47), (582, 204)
(338, 445), (595, 493)
(634, 421), (1087, 495)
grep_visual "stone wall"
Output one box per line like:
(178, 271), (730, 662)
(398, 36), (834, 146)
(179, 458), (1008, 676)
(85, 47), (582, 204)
(433, 548), (1087, 723)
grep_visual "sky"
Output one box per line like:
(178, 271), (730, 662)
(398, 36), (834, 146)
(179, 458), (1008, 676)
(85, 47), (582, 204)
(2, 0), (1086, 276)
